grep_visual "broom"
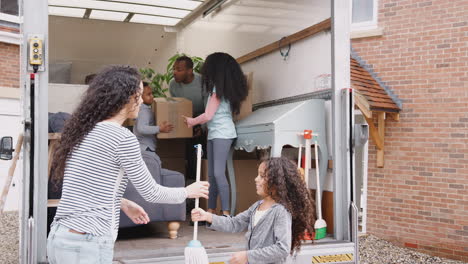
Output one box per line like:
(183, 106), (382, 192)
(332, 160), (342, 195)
(300, 132), (313, 241)
(184, 144), (209, 264)
(314, 139), (327, 239)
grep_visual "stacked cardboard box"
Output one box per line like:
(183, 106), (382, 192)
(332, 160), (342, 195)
(157, 138), (186, 176)
(234, 72), (253, 121)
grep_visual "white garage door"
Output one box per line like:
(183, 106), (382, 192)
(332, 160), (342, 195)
(0, 97), (22, 211)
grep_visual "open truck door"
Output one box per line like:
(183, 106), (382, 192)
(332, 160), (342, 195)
(17, 0), (360, 263)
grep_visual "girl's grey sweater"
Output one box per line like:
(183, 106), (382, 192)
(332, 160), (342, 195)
(209, 201), (292, 264)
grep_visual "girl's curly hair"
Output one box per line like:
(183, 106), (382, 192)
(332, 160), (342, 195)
(201, 52), (248, 115)
(50, 65), (141, 183)
(262, 157), (316, 254)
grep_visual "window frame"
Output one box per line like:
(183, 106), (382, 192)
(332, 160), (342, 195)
(351, 0), (379, 31)
(0, 12), (20, 23)
(0, 1), (21, 45)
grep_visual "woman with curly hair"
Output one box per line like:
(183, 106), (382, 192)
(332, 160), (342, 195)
(47, 65), (209, 264)
(183, 52), (248, 216)
(192, 157), (316, 264)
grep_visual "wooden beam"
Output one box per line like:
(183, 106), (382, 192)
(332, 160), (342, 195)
(363, 115), (383, 150)
(389, 112), (400, 121)
(47, 199), (60, 208)
(48, 133), (61, 140)
(236, 18), (331, 64)
(0, 134), (23, 213)
(354, 91), (372, 119)
(377, 112), (385, 167)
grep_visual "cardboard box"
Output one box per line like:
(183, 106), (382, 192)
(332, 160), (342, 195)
(200, 159), (259, 214)
(234, 72), (253, 121)
(153, 97), (193, 139)
(322, 190), (334, 235)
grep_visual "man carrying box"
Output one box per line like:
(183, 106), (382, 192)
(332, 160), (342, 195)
(169, 56), (207, 180)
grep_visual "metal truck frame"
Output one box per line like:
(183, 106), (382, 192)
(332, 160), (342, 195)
(0, 0), (359, 263)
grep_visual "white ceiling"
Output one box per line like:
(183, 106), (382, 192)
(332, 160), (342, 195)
(48, 0), (204, 26)
(47, 0), (330, 31)
(191, 0), (330, 34)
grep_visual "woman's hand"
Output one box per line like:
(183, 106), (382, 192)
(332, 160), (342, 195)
(229, 251), (248, 264)
(182, 115), (194, 128)
(191, 208), (213, 223)
(121, 198), (150, 225)
(185, 181), (209, 199)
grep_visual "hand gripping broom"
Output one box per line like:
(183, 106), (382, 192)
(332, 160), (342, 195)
(184, 144), (209, 264)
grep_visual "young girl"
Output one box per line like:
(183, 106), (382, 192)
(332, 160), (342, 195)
(192, 157), (316, 264)
(47, 66), (209, 263)
(183, 52), (248, 216)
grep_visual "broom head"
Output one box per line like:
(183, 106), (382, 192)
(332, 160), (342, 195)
(184, 240), (209, 264)
(314, 219), (327, 240)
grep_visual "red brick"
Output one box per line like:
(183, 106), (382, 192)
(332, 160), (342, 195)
(353, 0), (467, 261)
(0, 42), (20, 88)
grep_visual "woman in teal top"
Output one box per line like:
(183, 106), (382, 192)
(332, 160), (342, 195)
(184, 52), (248, 216)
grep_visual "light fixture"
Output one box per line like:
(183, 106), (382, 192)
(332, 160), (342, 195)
(131, 14), (180, 26)
(106, 0), (202, 10)
(48, 6), (86, 18)
(89, 10), (128, 22)
(202, 0), (229, 17)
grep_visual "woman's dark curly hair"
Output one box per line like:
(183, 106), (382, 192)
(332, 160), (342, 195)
(261, 157), (316, 254)
(50, 65), (141, 183)
(201, 52), (248, 115)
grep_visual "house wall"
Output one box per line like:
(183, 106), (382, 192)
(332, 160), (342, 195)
(351, 0), (467, 261)
(0, 41), (19, 88)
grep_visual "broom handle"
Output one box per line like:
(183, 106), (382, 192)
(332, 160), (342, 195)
(193, 144), (202, 241)
(304, 139), (311, 189)
(297, 144), (302, 169)
(314, 140), (322, 220)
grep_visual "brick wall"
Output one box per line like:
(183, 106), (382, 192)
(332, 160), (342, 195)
(352, 0), (467, 261)
(0, 41), (20, 88)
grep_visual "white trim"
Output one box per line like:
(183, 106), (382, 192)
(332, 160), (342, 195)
(0, 30), (21, 45)
(0, 87), (21, 99)
(360, 134), (369, 234)
(351, 27), (383, 39)
(0, 13), (21, 24)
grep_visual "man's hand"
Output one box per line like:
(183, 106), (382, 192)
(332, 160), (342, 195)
(159, 121), (174, 133)
(229, 251), (248, 264)
(121, 198), (150, 225)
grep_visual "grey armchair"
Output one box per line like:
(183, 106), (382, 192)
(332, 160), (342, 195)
(119, 151), (186, 239)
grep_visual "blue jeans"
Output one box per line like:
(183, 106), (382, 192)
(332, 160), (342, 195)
(47, 223), (114, 264)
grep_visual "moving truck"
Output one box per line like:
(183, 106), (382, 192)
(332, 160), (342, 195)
(0, 0), (364, 263)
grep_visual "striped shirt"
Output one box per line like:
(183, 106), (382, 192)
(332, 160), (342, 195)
(53, 121), (187, 239)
